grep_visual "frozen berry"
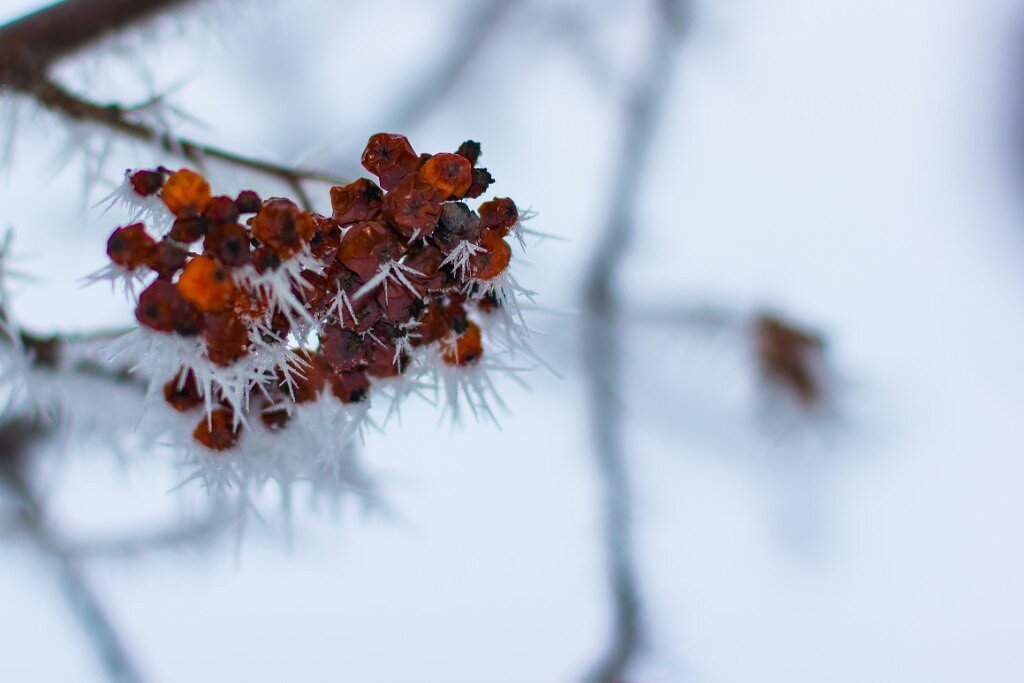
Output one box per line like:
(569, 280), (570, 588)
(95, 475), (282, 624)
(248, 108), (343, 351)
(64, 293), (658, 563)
(381, 174), (445, 240)
(250, 198), (314, 257)
(107, 223), (155, 270)
(288, 351), (329, 403)
(204, 223), (251, 267)
(204, 195), (241, 224)
(464, 167), (494, 199)
(129, 169), (165, 196)
(470, 230), (511, 280)
(403, 244), (449, 293)
(136, 280), (201, 335)
(235, 190), (262, 214)
(361, 133), (420, 191)
(168, 216), (209, 243)
(203, 311), (250, 366)
(419, 153), (472, 199)
(146, 240), (188, 279)
(193, 409), (239, 451)
(163, 371), (203, 412)
(162, 169), (211, 219)
(329, 369), (370, 404)
(177, 255), (236, 313)
(442, 320), (483, 366)
(330, 178), (383, 225)
(479, 198), (518, 236)
(365, 341), (407, 378)
(322, 326), (368, 373)
(253, 246), (282, 274)
(432, 202), (481, 253)
(309, 213), (341, 261)
(336, 221), (406, 281)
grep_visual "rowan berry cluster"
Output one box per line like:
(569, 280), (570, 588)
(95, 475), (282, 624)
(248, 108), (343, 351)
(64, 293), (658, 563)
(103, 133), (525, 454)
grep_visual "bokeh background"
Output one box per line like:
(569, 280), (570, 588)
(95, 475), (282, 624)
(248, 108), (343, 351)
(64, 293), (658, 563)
(2, 0), (1024, 681)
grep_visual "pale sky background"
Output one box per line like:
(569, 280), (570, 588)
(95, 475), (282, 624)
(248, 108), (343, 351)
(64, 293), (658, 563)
(1, 0), (1024, 681)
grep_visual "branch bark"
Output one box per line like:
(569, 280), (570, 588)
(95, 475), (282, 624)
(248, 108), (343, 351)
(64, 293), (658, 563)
(579, 2), (688, 681)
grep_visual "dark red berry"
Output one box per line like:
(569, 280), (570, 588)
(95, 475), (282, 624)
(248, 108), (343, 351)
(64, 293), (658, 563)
(107, 223), (155, 270)
(330, 178), (383, 226)
(361, 133), (420, 191)
(193, 409), (239, 451)
(235, 190), (262, 214)
(204, 223), (251, 267)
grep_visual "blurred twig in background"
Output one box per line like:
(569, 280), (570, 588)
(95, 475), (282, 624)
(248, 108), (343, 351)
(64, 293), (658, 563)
(0, 418), (148, 683)
(579, 1), (689, 680)
(0, 0), (348, 208)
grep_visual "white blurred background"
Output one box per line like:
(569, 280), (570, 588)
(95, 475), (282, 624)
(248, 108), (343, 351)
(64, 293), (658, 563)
(2, 0), (1024, 681)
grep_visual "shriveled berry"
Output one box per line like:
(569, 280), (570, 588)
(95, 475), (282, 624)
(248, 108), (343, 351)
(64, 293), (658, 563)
(365, 341), (407, 378)
(479, 198), (518, 236)
(464, 167), (494, 199)
(204, 223), (251, 267)
(204, 195), (240, 224)
(235, 190), (262, 214)
(193, 409), (239, 451)
(177, 255), (236, 313)
(377, 286), (420, 323)
(136, 280), (200, 335)
(163, 371), (203, 412)
(361, 133), (420, 191)
(146, 240), (188, 279)
(432, 202), (481, 253)
(419, 153), (472, 199)
(309, 213), (341, 261)
(168, 216), (209, 243)
(331, 178), (383, 225)
(129, 169), (165, 196)
(470, 230), (512, 280)
(330, 369), (370, 404)
(336, 221), (406, 281)
(455, 140), (482, 166)
(381, 174), (445, 240)
(340, 293), (382, 333)
(107, 223), (155, 270)
(403, 244), (449, 293)
(162, 169), (212, 219)
(203, 311), (250, 366)
(321, 326), (368, 373)
(442, 320), (483, 366)
(250, 198), (314, 257)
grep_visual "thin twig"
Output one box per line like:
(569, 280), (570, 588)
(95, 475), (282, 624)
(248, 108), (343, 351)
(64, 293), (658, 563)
(0, 418), (148, 683)
(579, 2), (688, 681)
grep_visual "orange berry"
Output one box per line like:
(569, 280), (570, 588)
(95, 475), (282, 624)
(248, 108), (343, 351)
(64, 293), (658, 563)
(193, 409), (239, 451)
(250, 198), (315, 257)
(419, 153), (472, 198)
(107, 223), (155, 270)
(161, 169), (212, 219)
(470, 230), (511, 280)
(478, 198), (518, 236)
(442, 321), (483, 366)
(177, 255), (236, 313)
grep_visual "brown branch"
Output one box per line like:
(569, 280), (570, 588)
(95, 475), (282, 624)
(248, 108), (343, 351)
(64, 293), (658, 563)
(579, 2), (688, 682)
(0, 1), (348, 196)
(0, 0), (197, 73)
(0, 418), (149, 683)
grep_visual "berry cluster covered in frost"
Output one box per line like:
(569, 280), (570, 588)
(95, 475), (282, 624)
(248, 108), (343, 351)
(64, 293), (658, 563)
(98, 133), (532, 461)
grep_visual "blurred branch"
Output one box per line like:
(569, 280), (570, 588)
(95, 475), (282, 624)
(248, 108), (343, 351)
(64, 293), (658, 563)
(0, 418), (149, 683)
(0, 1), (345, 204)
(579, 1), (688, 681)
(388, 0), (520, 129)
(0, 0), (197, 71)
